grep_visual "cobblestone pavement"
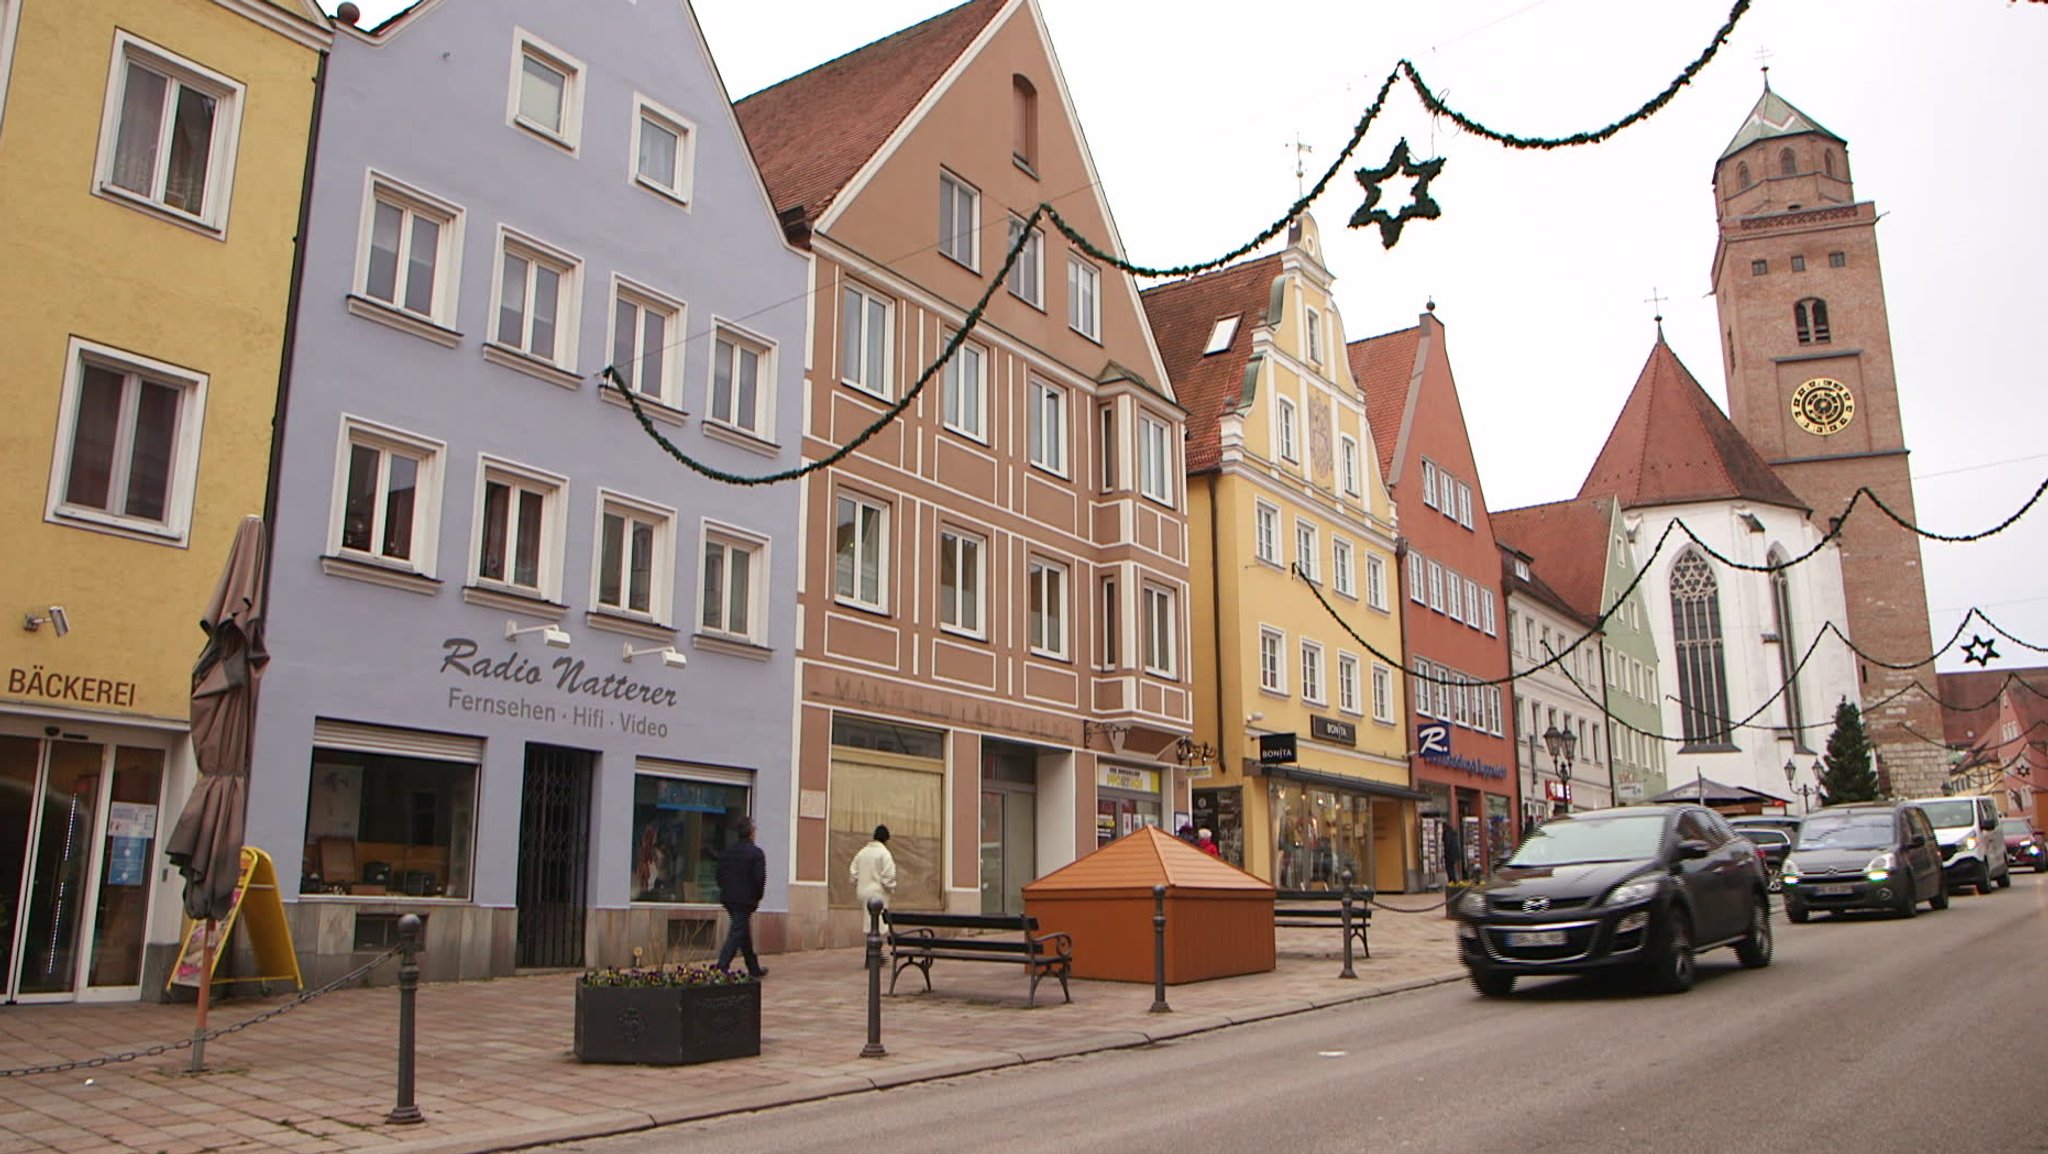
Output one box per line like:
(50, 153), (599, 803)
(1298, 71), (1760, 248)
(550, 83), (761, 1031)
(0, 902), (1459, 1154)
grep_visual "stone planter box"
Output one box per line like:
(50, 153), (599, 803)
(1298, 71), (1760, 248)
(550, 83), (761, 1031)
(573, 980), (761, 1065)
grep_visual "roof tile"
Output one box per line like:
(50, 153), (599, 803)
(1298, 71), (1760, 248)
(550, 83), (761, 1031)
(1490, 497), (1617, 625)
(1140, 255), (1283, 474)
(1349, 326), (1423, 483)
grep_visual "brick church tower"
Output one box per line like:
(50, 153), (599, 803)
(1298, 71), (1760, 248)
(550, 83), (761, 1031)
(1709, 84), (1945, 796)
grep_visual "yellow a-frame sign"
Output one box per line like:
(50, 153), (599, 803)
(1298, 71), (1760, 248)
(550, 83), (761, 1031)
(168, 846), (304, 991)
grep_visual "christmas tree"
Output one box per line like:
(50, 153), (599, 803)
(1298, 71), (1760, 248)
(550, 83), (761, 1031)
(1817, 699), (1881, 805)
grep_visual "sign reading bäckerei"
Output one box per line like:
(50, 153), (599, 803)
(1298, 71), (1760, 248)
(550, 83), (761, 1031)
(437, 638), (679, 737)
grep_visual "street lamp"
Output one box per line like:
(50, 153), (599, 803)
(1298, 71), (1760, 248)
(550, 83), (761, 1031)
(1783, 758), (1816, 813)
(1543, 726), (1577, 814)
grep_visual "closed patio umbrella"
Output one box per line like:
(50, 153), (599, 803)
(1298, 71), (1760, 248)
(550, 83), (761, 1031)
(164, 514), (269, 1069)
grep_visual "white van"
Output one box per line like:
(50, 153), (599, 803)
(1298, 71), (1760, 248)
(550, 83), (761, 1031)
(1904, 795), (2011, 895)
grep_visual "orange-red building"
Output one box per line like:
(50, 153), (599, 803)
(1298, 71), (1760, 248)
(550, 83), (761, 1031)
(1352, 311), (1517, 880)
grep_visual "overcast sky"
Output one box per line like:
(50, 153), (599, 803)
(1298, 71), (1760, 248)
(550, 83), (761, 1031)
(332, 0), (2048, 677)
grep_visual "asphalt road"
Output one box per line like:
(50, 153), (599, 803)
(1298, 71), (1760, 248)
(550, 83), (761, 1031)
(558, 873), (2048, 1154)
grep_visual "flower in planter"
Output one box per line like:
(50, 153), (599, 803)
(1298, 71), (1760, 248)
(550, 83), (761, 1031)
(579, 963), (759, 988)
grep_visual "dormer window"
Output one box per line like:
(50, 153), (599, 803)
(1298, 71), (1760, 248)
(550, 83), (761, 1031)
(1204, 315), (1240, 355)
(1794, 297), (1831, 345)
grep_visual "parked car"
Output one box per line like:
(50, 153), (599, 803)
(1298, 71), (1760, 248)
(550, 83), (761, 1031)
(1732, 823), (1795, 891)
(1904, 795), (2011, 894)
(2002, 817), (2048, 874)
(1779, 802), (1947, 922)
(1455, 805), (1772, 997)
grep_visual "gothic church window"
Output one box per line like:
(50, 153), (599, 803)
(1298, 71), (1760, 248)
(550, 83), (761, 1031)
(1769, 547), (1807, 749)
(1779, 147), (1796, 177)
(1823, 150), (1836, 178)
(1794, 298), (1831, 345)
(1737, 162), (1752, 189)
(1669, 548), (1733, 749)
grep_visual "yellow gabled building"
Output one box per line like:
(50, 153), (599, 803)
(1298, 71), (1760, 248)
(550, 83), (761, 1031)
(0, 0), (326, 1001)
(1143, 216), (1416, 891)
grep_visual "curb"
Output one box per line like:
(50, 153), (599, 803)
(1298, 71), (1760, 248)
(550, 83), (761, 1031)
(372, 968), (1469, 1154)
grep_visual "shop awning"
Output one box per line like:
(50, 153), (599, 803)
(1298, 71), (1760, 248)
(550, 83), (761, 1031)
(1248, 760), (1433, 802)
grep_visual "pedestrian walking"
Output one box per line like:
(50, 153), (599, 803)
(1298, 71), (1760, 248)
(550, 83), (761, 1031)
(1197, 827), (1221, 857)
(850, 824), (898, 912)
(715, 816), (768, 977)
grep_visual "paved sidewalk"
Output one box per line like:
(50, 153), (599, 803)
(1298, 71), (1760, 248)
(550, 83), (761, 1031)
(0, 901), (1460, 1154)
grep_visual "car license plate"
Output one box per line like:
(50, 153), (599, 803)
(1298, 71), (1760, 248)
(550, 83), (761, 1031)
(1814, 883), (1854, 896)
(1506, 930), (1567, 947)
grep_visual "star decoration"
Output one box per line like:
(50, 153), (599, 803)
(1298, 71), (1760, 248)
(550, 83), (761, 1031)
(1962, 634), (2000, 667)
(1347, 138), (1445, 249)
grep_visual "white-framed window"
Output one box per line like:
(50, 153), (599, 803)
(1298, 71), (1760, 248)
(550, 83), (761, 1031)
(508, 28), (583, 152)
(1407, 550), (1426, 604)
(1255, 502), (1281, 565)
(1488, 686), (1504, 736)
(1275, 395), (1299, 462)
(1464, 578), (1481, 629)
(1420, 459), (1439, 508)
(491, 228), (581, 368)
(710, 324), (774, 439)
(1305, 307), (1323, 364)
(1338, 654), (1362, 715)
(93, 32), (244, 233)
(1295, 520), (1320, 582)
(609, 277), (683, 403)
(1371, 663), (1395, 723)
(1100, 577), (1119, 668)
(1143, 585), (1178, 677)
(833, 492), (887, 610)
(1259, 628), (1286, 694)
(1204, 315), (1240, 355)
(1027, 377), (1068, 474)
(594, 490), (675, 621)
(1457, 482), (1473, 528)
(699, 523), (765, 642)
(472, 456), (566, 600)
(1481, 587), (1497, 635)
(1067, 254), (1100, 341)
(839, 282), (892, 398)
(1339, 435), (1361, 496)
(1440, 470), (1458, 518)
(1006, 216), (1043, 307)
(1366, 553), (1389, 611)
(1444, 567), (1463, 622)
(1300, 641), (1326, 705)
(631, 93), (694, 204)
(942, 337), (985, 439)
(1426, 559), (1444, 613)
(1099, 404), (1118, 492)
(331, 417), (443, 573)
(1453, 675), (1469, 728)
(45, 339), (207, 544)
(357, 172), (463, 330)
(1332, 537), (1356, 598)
(1027, 558), (1069, 659)
(939, 170), (979, 268)
(1138, 413), (1174, 504)
(938, 528), (985, 636)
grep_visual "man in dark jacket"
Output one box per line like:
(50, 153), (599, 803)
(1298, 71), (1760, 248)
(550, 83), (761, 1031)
(715, 816), (768, 977)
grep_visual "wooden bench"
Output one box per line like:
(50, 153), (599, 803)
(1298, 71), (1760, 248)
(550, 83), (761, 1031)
(1273, 888), (1372, 958)
(884, 911), (1074, 1007)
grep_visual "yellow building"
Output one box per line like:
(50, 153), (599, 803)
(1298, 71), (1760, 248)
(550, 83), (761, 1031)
(0, 0), (326, 1001)
(1143, 216), (1416, 891)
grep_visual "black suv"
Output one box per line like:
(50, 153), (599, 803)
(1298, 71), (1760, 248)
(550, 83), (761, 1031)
(1455, 805), (1772, 997)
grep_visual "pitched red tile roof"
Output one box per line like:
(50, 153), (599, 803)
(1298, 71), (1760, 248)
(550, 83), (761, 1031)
(1140, 255), (1283, 474)
(1578, 339), (1807, 512)
(1490, 497), (1617, 625)
(1937, 667), (2048, 747)
(734, 0), (1007, 227)
(1349, 326), (1423, 483)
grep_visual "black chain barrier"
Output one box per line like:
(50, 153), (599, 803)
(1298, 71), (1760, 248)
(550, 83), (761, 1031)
(0, 945), (402, 1079)
(1367, 894), (1453, 913)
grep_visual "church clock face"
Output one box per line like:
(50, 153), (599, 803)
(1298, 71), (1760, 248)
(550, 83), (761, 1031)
(1790, 377), (1856, 436)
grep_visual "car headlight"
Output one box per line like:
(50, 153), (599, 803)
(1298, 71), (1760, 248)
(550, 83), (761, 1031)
(1779, 855), (1803, 883)
(1961, 833), (1979, 852)
(1458, 889), (1488, 917)
(1604, 876), (1662, 906)
(1866, 851), (1894, 881)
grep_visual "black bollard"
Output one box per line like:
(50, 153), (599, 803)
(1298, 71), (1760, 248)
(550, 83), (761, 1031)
(1338, 870), (1358, 980)
(861, 898), (887, 1058)
(386, 913), (424, 1125)
(1149, 884), (1171, 1013)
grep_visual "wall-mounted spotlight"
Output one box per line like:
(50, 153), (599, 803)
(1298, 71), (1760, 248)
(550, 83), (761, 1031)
(623, 642), (687, 669)
(506, 619), (571, 649)
(1245, 711), (1265, 725)
(23, 607), (69, 637)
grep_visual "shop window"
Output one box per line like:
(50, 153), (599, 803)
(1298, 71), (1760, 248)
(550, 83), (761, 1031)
(828, 748), (943, 911)
(631, 772), (751, 904)
(302, 746), (476, 900)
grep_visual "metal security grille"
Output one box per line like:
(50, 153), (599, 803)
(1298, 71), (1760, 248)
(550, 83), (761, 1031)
(516, 744), (593, 969)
